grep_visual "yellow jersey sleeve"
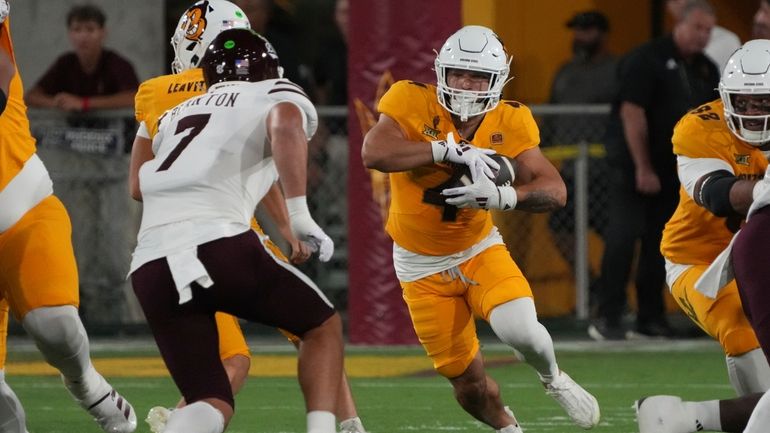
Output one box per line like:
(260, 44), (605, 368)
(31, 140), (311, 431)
(662, 99), (768, 265)
(134, 68), (206, 138)
(0, 19), (37, 191)
(377, 80), (540, 256)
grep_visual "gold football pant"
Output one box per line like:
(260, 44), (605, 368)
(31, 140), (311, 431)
(401, 244), (533, 378)
(671, 264), (759, 356)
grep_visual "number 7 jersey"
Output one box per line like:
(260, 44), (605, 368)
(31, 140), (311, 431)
(131, 79), (317, 270)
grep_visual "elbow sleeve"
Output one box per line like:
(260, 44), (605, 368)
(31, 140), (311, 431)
(694, 170), (738, 217)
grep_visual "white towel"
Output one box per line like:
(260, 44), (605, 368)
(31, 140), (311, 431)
(695, 233), (737, 299)
(166, 247), (214, 304)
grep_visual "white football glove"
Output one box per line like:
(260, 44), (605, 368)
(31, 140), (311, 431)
(0, 0), (8, 25)
(442, 174), (517, 210)
(431, 132), (499, 181)
(286, 196), (334, 262)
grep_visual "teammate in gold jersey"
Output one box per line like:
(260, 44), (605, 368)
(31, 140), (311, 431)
(130, 2), (365, 433)
(362, 25), (599, 433)
(0, 4), (136, 432)
(637, 39), (770, 433)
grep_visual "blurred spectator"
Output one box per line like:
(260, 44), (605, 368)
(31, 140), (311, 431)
(233, 0), (311, 92)
(589, 0), (720, 341)
(754, 0), (770, 39)
(312, 0), (347, 106)
(667, 0), (740, 72)
(547, 10), (616, 309)
(25, 4), (138, 111)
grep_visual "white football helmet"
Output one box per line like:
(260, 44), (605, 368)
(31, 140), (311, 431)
(171, 0), (251, 74)
(719, 39), (770, 145)
(0, 0), (8, 25)
(434, 25), (511, 121)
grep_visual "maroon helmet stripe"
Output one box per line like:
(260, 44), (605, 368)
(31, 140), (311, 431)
(268, 88), (308, 98)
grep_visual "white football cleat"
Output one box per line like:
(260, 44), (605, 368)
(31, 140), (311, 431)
(495, 406), (523, 433)
(339, 416), (366, 433)
(544, 371), (600, 429)
(146, 406), (173, 433)
(63, 373), (137, 433)
(636, 395), (693, 433)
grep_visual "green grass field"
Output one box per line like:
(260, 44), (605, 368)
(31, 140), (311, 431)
(9, 339), (735, 433)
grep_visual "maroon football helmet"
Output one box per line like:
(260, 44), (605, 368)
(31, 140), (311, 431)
(200, 28), (281, 87)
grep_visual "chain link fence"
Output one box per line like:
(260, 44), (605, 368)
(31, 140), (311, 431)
(17, 104), (610, 334)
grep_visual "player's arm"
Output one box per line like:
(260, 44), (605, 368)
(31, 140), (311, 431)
(362, 113), (434, 172)
(258, 182), (311, 264)
(363, 113), (498, 178)
(267, 101), (334, 261)
(128, 126), (154, 201)
(681, 156), (758, 216)
(510, 146), (567, 212)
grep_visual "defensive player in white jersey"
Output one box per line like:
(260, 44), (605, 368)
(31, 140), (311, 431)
(129, 29), (343, 433)
(131, 2), (366, 433)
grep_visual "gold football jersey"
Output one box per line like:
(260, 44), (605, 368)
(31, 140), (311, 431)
(134, 68), (205, 138)
(0, 19), (37, 191)
(661, 99), (768, 265)
(378, 80), (539, 256)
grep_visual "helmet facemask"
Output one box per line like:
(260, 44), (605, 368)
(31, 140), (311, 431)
(719, 39), (770, 146)
(170, 0), (250, 74)
(721, 92), (770, 144)
(434, 25), (511, 122)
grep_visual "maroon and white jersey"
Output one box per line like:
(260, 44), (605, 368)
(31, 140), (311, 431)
(130, 79), (317, 278)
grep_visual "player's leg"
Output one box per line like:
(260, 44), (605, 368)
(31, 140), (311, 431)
(670, 265), (770, 395)
(131, 258), (232, 433)
(4, 196), (135, 432)
(733, 206), (770, 363)
(401, 270), (517, 430)
(0, 299), (26, 433)
(280, 329), (367, 433)
(467, 245), (599, 429)
(637, 393), (761, 433)
(198, 230), (342, 433)
(744, 391), (770, 433)
(147, 312), (250, 433)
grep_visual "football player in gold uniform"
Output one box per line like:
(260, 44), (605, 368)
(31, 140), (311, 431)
(0, 3), (136, 432)
(130, 2), (365, 433)
(362, 25), (600, 432)
(637, 39), (770, 433)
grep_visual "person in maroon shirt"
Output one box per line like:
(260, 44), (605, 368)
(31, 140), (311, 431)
(26, 4), (138, 111)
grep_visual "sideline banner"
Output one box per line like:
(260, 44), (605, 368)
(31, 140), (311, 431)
(347, 1), (461, 344)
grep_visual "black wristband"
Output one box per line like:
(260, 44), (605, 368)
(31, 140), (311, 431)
(695, 170), (738, 217)
(0, 88), (6, 116)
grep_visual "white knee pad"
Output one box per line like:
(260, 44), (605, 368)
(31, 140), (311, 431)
(22, 306), (91, 379)
(726, 349), (770, 395)
(0, 370), (27, 433)
(164, 401), (224, 433)
(489, 298), (559, 378)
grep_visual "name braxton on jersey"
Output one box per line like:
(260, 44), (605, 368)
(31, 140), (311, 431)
(167, 91), (240, 119)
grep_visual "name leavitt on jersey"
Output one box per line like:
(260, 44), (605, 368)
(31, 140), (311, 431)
(661, 99), (767, 265)
(377, 80), (539, 256)
(134, 68), (206, 139)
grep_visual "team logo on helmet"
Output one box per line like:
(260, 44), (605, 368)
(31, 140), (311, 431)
(181, 2), (208, 42)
